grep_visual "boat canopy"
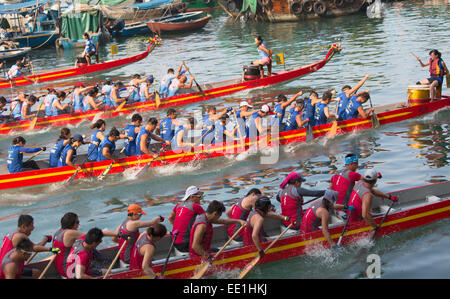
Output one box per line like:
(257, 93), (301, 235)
(0, 0), (54, 14)
(128, 0), (174, 10)
(61, 8), (100, 40)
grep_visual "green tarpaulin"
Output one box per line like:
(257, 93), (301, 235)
(61, 9), (99, 40)
(76, 0), (130, 6)
(240, 0), (257, 13)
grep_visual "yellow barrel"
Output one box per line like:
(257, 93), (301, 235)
(407, 85), (430, 106)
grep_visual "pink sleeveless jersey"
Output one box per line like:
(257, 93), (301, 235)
(189, 214), (213, 259)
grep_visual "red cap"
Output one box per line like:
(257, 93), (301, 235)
(76, 82), (84, 87)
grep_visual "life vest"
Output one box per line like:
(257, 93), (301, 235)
(243, 209), (265, 247)
(52, 228), (71, 277)
(172, 201), (203, 246)
(129, 232), (155, 270)
(348, 181), (372, 223)
(0, 249), (24, 279)
(118, 219), (140, 264)
(279, 185), (303, 229)
(49, 139), (66, 168)
(97, 137), (116, 162)
(66, 236), (92, 279)
(58, 144), (76, 167)
(189, 213), (213, 258)
(300, 199), (325, 234)
(87, 129), (102, 160)
(227, 197), (251, 241)
(330, 169), (361, 206)
(136, 127), (151, 155)
(429, 58), (445, 78)
(344, 96), (361, 120)
(159, 118), (174, 141)
(123, 124), (138, 157)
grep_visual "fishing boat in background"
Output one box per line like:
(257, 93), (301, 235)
(146, 11), (211, 33)
(0, 95), (448, 191)
(0, 44), (340, 134)
(29, 180), (450, 279)
(108, 20), (151, 38)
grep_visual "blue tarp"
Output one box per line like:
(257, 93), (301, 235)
(129, 0), (173, 10)
(0, 0), (54, 14)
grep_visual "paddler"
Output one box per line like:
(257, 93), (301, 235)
(158, 108), (184, 143)
(347, 169), (399, 233)
(252, 34), (272, 78)
(0, 96), (6, 119)
(201, 106), (231, 144)
(0, 62), (34, 84)
(311, 91), (336, 127)
(122, 113), (143, 157)
(233, 100), (256, 139)
(302, 91), (320, 128)
(415, 49), (448, 101)
(0, 238), (39, 279)
(9, 93), (26, 120)
(283, 99), (308, 132)
(270, 91), (302, 130)
(330, 153), (362, 207)
(276, 171), (326, 230)
(212, 114), (238, 144)
(242, 196), (287, 259)
(129, 223), (168, 277)
(0, 215), (59, 279)
(87, 119), (106, 162)
(110, 81), (127, 107)
(81, 32), (97, 66)
(57, 134), (88, 169)
(97, 127), (131, 162)
(342, 92), (373, 121)
(49, 128), (72, 168)
(170, 117), (197, 151)
(226, 188), (262, 241)
(127, 74), (147, 102)
(20, 95), (38, 121)
(6, 136), (46, 173)
(101, 78), (114, 108)
(138, 75), (155, 102)
(82, 87), (103, 111)
(72, 82), (95, 113)
(167, 63), (194, 97)
(136, 117), (170, 156)
(51, 91), (71, 116)
(168, 186), (205, 254)
(111, 204), (163, 266)
(300, 190), (345, 249)
(336, 74), (370, 121)
(190, 200), (246, 261)
(43, 88), (58, 117)
(159, 65), (180, 98)
(248, 104), (270, 139)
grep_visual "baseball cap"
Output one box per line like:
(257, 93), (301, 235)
(239, 101), (253, 108)
(261, 104), (270, 113)
(324, 190), (339, 203)
(182, 186), (202, 201)
(127, 204), (147, 215)
(72, 134), (85, 144)
(363, 169), (379, 181)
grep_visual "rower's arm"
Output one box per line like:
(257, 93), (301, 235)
(133, 217), (161, 230)
(139, 134), (150, 155)
(141, 245), (156, 277)
(251, 218), (264, 252)
(102, 145), (116, 162)
(66, 149), (80, 170)
(348, 74), (370, 96)
(283, 91), (303, 109)
(362, 194), (377, 229)
(255, 117), (263, 134)
(318, 209), (334, 247)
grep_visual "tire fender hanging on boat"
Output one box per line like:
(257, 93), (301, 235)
(333, 0), (345, 8)
(313, 0), (327, 15)
(302, 0), (314, 13)
(290, 1), (303, 15)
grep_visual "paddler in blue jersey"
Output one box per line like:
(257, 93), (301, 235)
(248, 104), (270, 139)
(97, 127), (132, 162)
(135, 117), (170, 157)
(343, 92), (374, 121)
(336, 74), (370, 121)
(270, 91), (303, 131)
(49, 128), (72, 168)
(58, 134), (88, 169)
(171, 117), (196, 151)
(122, 113), (143, 157)
(201, 106), (231, 144)
(158, 63), (183, 98)
(233, 100), (256, 139)
(157, 108), (183, 142)
(312, 91), (336, 127)
(7, 136), (46, 173)
(283, 99), (308, 132)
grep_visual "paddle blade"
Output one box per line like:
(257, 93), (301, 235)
(306, 124), (313, 142)
(98, 163), (113, 181)
(114, 100), (127, 112)
(328, 120), (338, 139)
(238, 256), (261, 279)
(372, 113), (380, 128)
(191, 262), (211, 279)
(28, 116), (38, 131)
(67, 169), (80, 184)
(155, 92), (161, 107)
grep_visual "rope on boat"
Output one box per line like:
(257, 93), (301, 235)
(31, 31), (58, 50)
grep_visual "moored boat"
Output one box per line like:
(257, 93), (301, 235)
(29, 180), (450, 279)
(146, 11), (211, 33)
(0, 95), (448, 191)
(0, 44), (340, 134)
(0, 47), (31, 61)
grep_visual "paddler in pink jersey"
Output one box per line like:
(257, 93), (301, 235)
(330, 153), (362, 207)
(0, 238), (38, 279)
(348, 169), (399, 234)
(168, 186), (205, 253)
(225, 188), (262, 241)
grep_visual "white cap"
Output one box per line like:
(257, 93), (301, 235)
(182, 186), (201, 201)
(324, 190), (339, 203)
(240, 101), (253, 108)
(363, 169), (378, 181)
(261, 104), (270, 113)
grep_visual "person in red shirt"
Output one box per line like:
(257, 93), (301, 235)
(0, 238), (34, 279)
(330, 153), (362, 207)
(129, 223), (167, 277)
(168, 186), (205, 253)
(189, 200), (246, 261)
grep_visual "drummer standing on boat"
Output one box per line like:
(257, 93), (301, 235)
(415, 49), (448, 101)
(81, 33), (96, 66)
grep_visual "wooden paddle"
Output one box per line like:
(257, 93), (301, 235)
(155, 91), (161, 108)
(98, 161), (114, 181)
(135, 144), (166, 177)
(103, 238), (128, 279)
(232, 109), (245, 148)
(328, 98), (340, 139)
(182, 62), (206, 98)
(24, 149), (44, 163)
(67, 143), (99, 184)
(368, 98), (379, 128)
(305, 124), (313, 142)
(336, 206), (354, 247)
(28, 100), (45, 131)
(192, 223), (247, 279)
(238, 223), (293, 279)
(158, 230), (179, 279)
(38, 254), (57, 279)
(114, 86), (137, 112)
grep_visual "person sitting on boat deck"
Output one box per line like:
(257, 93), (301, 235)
(158, 108), (183, 143)
(300, 190), (345, 249)
(6, 136), (46, 174)
(276, 171), (326, 230)
(20, 95), (38, 121)
(248, 104), (270, 139)
(111, 204), (163, 266)
(252, 34), (272, 78)
(81, 33), (97, 66)
(233, 100), (256, 139)
(0, 237), (37, 279)
(283, 99), (309, 132)
(343, 92), (374, 121)
(190, 200), (247, 261)
(271, 92), (302, 131)
(168, 186), (205, 254)
(330, 153), (362, 208)
(202, 106), (231, 144)
(49, 128), (72, 168)
(170, 117), (197, 152)
(101, 78), (114, 108)
(51, 91), (71, 116)
(136, 117), (170, 157)
(66, 227), (104, 279)
(72, 82), (95, 113)
(415, 49), (448, 101)
(347, 169), (399, 233)
(226, 188), (262, 242)
(87, 119), (106, 162)
(122, 113), (143, 157)
(110, 81), (128, 107)
(212, 114), (238, 145)
(137, 75), (156, 102)
(159, 66), (179, 98)
(242, 196), (287, 259)
(43, 88), (58, 117)
(129, 223), (168, 277)
(82, 87), (103, 111)
(311, 91), (335, 127)
(57, 134), (88, 169)
(167, 65), (194, 98)
(0, 214), (56, 279)
(127, 74), (148, 102)
(336, 74), (370, 121)
(97, 127), (131, 162)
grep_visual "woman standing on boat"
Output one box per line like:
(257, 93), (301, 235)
(81, 33), (96, 66)
(415, 49), (448, 100)
(252, 34), (272, 78)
